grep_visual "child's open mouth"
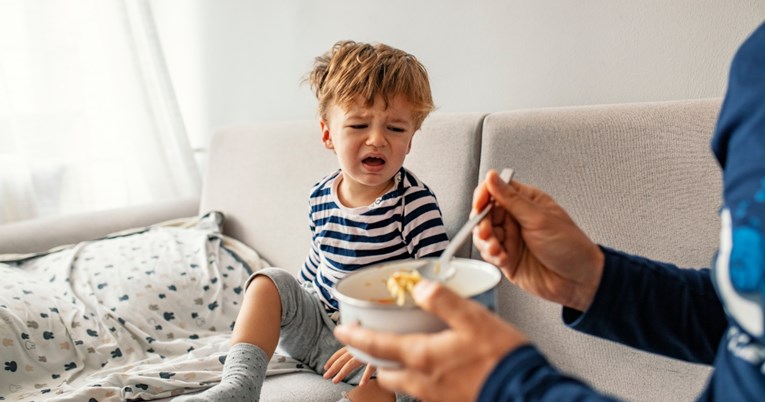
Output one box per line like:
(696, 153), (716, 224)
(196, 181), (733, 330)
(362, 156), (385, 167)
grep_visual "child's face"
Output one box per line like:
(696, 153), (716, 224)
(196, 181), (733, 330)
(321, 95), (417, 199)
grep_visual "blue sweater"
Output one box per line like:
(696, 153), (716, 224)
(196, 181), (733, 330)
(478, 22), (765, 402)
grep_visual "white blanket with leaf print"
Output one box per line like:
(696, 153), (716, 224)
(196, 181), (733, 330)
(0, 213), (310, 401)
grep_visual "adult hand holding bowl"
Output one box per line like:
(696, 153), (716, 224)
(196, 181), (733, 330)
(331, 257), (501, 368)
(333, 277), (528, 402)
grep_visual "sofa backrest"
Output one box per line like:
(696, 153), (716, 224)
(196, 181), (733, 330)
(479, 98), (722, 401)
(199, 113), (485, 272)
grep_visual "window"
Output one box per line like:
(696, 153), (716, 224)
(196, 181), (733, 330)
(0, 0), (199, 224)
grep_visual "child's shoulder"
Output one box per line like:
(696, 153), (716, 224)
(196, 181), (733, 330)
(308, 170), (341, 197)
(396, 168), (442, 207)
(399, 167), (433, 192)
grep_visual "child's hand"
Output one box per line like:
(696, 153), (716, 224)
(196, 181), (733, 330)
(323, 346), (375, 385)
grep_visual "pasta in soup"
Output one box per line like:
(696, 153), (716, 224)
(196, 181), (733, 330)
(386, 270), (422, 306)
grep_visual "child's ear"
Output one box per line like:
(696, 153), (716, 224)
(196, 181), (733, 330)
(406, 130), (417, 154)
(320, 120), (334, 150)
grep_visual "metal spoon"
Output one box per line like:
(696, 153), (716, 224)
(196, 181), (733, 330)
(416, 168), (515, 282)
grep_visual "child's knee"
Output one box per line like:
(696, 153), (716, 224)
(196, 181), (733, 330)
(244, 274), (281, 304)
(245, 267), (293, 293)
(243, 268), (299, 310)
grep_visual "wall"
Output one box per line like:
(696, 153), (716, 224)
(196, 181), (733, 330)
(150, 0), (764, 169)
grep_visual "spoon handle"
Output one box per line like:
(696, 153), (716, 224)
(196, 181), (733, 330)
(439, 168), (515, 264)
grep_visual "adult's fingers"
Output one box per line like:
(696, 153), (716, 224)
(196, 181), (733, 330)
(472, 169), (497, 212)
(376, 368), (472, 402)
(375, 369), (434, 401)
(484, 173), (546, 229)
(412, 280), (489, 332)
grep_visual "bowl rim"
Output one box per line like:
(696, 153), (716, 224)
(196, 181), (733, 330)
(331, 257), (500, 310)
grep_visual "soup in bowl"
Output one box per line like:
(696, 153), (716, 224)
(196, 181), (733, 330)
(332, 257), (501, 368)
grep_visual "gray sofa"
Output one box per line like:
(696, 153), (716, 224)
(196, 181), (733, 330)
(0, 98), (722, 401)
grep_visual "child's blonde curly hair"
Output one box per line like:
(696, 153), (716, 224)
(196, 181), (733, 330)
(306, 41), (435, 129)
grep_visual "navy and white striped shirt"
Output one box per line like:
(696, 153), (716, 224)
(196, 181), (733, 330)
(300, 167), (450, 310)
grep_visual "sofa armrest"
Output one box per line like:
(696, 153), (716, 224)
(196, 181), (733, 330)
(0, 197), (200, 255)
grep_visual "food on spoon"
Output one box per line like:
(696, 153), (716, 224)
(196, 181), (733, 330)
(386, 270), (422, 306)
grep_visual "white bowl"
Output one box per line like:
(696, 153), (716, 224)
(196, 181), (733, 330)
(332, 257), (501, 368)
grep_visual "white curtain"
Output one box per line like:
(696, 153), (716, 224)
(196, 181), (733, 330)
(0, 0), (200, 224)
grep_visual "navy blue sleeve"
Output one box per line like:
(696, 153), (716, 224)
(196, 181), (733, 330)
(477, 346), (620, 402)
(563, 247), (727, 364)
(476, 250), (728, 402)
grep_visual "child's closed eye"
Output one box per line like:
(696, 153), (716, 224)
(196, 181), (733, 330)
(387, 126), (405, 133)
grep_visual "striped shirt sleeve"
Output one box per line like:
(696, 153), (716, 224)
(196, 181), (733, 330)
(401, 185), (450, 258)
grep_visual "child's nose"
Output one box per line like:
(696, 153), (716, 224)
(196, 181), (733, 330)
(366, 128), (386, 147)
